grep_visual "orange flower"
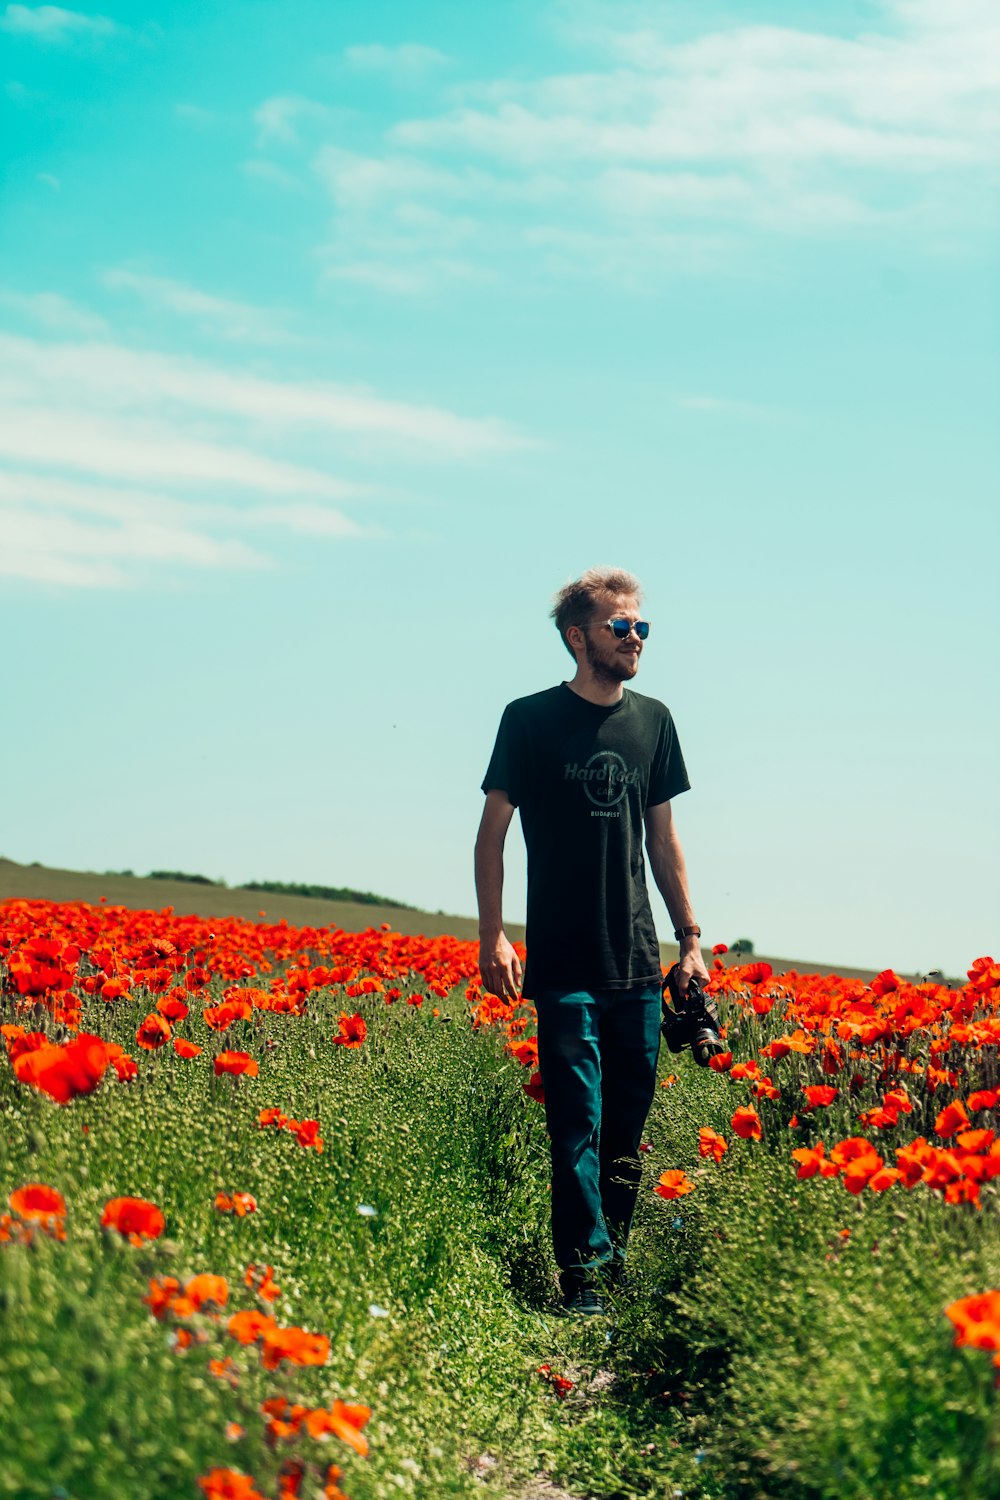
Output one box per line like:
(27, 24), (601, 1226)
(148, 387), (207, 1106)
(215, 1051), (259, 1079)
(228, 1309), (278, 1345)
(708, 1051), (732, 1073)
(144, 1275), (181, 1319)
(173, 1038), (202, 1059)
(183, 1274), (229, 1311)
(957, 1129), (995, 1152)
(653, 1169), (696, 1200)
(101, 1196), (165, 1245)
(215, 1191), (257, 1216)
(209, 1356), (239, 1387)
(945, 1291), (1000, 1351)
(731, 1106), (762, 1141)
(803, 1085), (838, 1108)
(537, 1364), (574, 1398)
(136, 1012), (171, 1050)
(9, 1182), (66, 1234)
(698, 1127), (727, 1162)
(934, 1101), (970, 1138)
(730, 1060), (760, 1081)
(333, 1012), (367, 1048)
(197, 1469), (267, 1500)
(792, 1143), (838, 1180)
(245, 1263), (281, 1302)
(967, 1090), (998, 1112)
(258, 1107), (288, 1128)
(260, 1324), (331, 1371)
(522, 1070), (545, 1103)
(12, 1033), (113, 1104)
(304, 1400), (372, 1456)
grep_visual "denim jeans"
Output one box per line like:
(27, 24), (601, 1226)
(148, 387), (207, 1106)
(533, 983), (662, 1296)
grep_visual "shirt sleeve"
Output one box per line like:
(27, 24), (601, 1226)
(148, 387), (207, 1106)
(481, 703), (529, 808)
(647, 709), (691, 806)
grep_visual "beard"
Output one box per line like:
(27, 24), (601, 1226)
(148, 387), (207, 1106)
(583, 631), (639, 686)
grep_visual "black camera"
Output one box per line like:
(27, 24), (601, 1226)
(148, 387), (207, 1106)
(660, 964), (725, 1067)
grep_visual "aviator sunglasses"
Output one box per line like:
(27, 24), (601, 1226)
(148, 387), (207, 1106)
(600, 617), (650, 640)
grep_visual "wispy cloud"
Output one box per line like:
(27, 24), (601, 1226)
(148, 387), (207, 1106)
(254, 94), (331, 147)
(293, 0), (999, 292)
(0, 320), (527, 588)
(103, 268), (297, 345)
(343, 42), (450, 81)
(0, 288), (108, 336)
(0, 4), (118, 41)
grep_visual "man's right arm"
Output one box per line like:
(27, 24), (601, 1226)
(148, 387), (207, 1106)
(474, 788), (523, 1002)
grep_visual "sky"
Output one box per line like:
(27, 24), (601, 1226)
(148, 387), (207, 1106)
(1, 0), (998, 977)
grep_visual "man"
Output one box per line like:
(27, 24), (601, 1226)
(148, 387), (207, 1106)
(475, 566), (710, 1317)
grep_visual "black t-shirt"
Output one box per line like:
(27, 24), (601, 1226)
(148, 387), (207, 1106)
(481, 683), (690, 996)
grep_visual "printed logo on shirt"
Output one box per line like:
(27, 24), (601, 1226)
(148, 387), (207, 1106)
(563, 750), (639, 809)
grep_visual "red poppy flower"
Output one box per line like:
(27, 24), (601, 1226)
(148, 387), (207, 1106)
(260, 1323), (331, 1371)
(945, 1291), (1000, 1350)
(698, 1127), (727, 1162)
(332, 1012), (366, 1048)
(136, 1013), (172, 1050)
(523, 1070), (545, 1103)
(228, 1309), (278, 1345)
(653, 1169), (696, 1200)
(967, 1090), (998, 1112)
(708, 1051), (733, 1073)
(173, 1038), (202, 1059)
(803, 1085), (838, 1109)
(12, 1034), (113, 1104)
(303, 1400), (372, 1455)
(215, 1192), (257, 1216)
(731, 1106), (762, 1141)
(214, 1052), (259, 1079)
(197, 1469), (268, 1500)
(101, 1196), (165, 1245)
(934, 1101), (970, 1138)
(9, 1182), (66, 1237)
(712, 943), (728, 955)
(537, 1364), (574, 1398)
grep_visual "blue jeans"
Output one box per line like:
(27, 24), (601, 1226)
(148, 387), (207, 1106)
(534, 983), (662, 1296)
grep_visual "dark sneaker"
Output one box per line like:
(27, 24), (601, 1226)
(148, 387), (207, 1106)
(562, 1286), (606, 1318)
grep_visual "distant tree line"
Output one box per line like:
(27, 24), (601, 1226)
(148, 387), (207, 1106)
(103, 868), (414, 909)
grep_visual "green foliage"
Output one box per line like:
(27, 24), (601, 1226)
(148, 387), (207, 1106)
(241, 880), (415, 909)
(147, 870), (224, 886)
(1, 976), (998, 1499)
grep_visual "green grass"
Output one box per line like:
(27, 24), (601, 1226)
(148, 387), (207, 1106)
(2, 963), (998, 1499)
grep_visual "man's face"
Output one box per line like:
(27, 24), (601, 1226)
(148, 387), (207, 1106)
(580, 593), (645, 685)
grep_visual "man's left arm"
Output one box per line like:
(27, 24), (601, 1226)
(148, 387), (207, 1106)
(644, 799), (710, 990)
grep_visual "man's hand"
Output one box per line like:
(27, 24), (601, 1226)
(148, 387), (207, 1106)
(676, 938), (710, 996)
(479, 931), (523, 1002)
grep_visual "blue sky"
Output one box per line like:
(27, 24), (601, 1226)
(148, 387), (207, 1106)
(1, 0), (997, 976)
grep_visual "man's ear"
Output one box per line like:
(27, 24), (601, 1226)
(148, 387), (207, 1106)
(565, 623), (585, 657)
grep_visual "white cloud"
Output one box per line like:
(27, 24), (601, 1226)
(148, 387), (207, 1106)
(103, 268), (297, 344)
(305, 0), (999, 292)
(36, 171), (60, 189)
(0, 322), (526, 588)
(343, 42), (449, 80)
(255, 94), (330, 147)
(0, 5), (118, 40)
(0, 288), (108, 336)
(0, 469), (376, 588)
(0, 332), (525, 454)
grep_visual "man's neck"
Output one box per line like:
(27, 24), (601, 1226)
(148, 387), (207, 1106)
(565, 670), (626, 707)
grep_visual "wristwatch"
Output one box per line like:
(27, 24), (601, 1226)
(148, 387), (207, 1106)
(674, 925), (702, 940)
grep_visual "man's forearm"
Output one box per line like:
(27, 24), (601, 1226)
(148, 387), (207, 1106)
(646, 829), (697, 936)
(474, 833), (506, 939)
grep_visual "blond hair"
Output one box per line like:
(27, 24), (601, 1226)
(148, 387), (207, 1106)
(550, 567), (643, 659)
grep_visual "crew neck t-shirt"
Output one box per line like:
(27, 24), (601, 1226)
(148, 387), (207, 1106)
(481, 683), (690, 997)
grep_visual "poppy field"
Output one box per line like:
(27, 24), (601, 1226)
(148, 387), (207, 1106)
(1, 895), (999, 1500)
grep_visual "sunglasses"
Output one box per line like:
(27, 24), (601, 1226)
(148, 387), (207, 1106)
(600, 617), (650, 640)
